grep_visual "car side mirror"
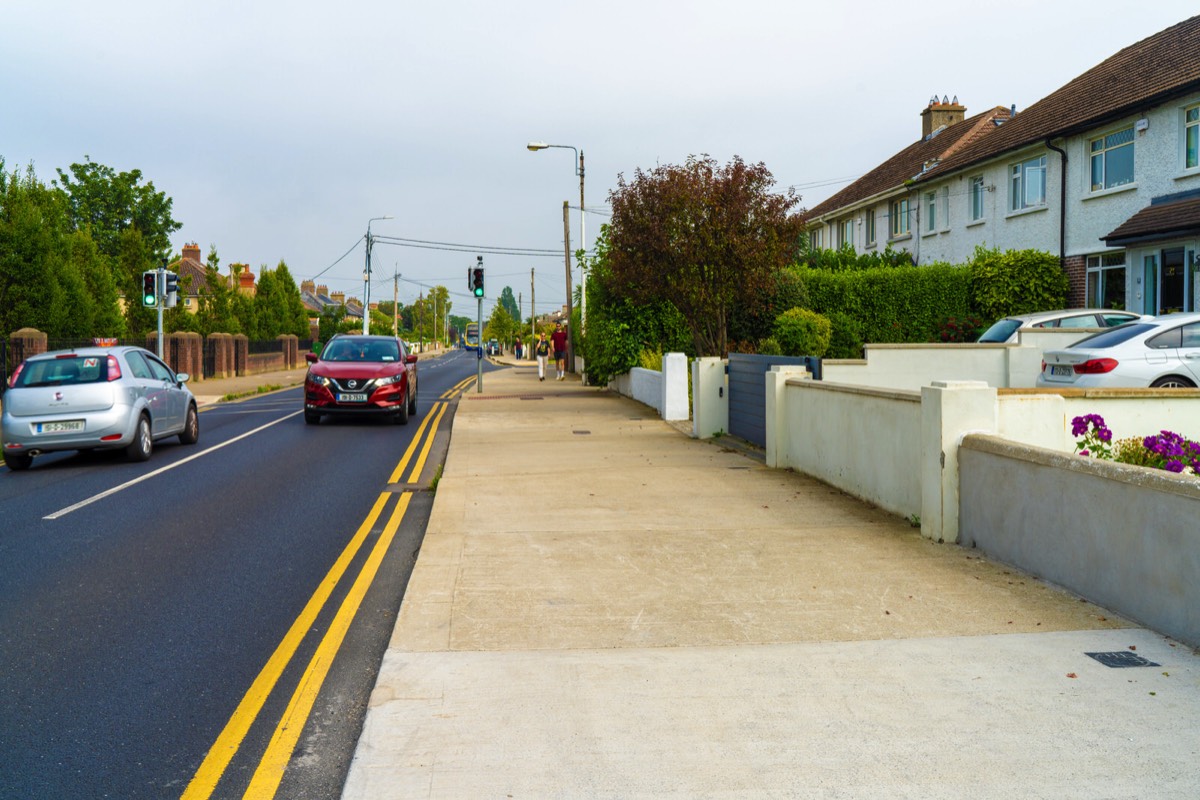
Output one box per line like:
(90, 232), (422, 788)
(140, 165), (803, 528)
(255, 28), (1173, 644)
(406, 354), (418, 364)
(177, 373), (190, 384)
(305, 352), (318, 364)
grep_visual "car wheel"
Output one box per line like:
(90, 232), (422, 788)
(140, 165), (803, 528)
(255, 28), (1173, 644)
(304, 410), (321, 425)
(126, 415), (153, 462)
(395, 389), (410, 425)
(179, 405), (200, 445)
(3, 450), (33, 471)
(1150, 376), (1196, 388)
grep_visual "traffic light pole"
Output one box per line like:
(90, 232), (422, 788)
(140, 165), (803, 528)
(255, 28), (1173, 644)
(156, 260), (165, 358)
(476, 296), (483, 393)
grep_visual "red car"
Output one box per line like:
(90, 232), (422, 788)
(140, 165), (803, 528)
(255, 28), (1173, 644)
(304, 334), (418, 425)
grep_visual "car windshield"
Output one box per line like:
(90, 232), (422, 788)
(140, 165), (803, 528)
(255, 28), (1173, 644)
(322, 339), (399, 362)
(14, 355), (110, 387)
(977, 319), (1022, 343)
(1067, 322), (1156, 349)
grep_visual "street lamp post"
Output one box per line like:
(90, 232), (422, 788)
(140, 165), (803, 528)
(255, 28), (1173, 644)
(527, 141), (586, 365)
(363, 215), (393, 334)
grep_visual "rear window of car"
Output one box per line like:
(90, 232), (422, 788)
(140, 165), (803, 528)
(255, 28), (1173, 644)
(977, 319), (1022, 343)
(1067, 323), (1157, 349)
(14, 356), (109, 387)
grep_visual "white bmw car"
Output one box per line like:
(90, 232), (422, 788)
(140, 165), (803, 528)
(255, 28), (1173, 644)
(1037, 312), (1200, 389)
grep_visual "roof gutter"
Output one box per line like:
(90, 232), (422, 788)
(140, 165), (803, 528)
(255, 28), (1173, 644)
(1045, 137), (1068, 266)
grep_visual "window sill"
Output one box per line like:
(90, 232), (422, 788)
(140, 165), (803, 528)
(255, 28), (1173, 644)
(1175, 168), (1200, 182)
(888, 234), (912, 243)
(1082, 182), (1137, 201)
(1005, 204), (1048, 220)
(966, 219), (986, 228)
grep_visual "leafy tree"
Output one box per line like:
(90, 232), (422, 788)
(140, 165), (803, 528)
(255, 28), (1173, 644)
(484, 304), (516, 344)
(54, 157), (180, 259)
(69, 230), (124, 336)
(253, 260), (310, 338)
(606, 155), (804, 355)
(0, 163), (69, 335)
(498, 286), (519, 321)
(195, 245), (240, 336)
(969, 246), (1069, 321)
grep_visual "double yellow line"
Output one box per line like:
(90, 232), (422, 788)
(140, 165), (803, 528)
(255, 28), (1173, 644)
(183, 397), (455, 799)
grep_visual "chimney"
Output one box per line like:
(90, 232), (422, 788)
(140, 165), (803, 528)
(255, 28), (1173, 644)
(921, 96), (966, 139)
(182, 242), (202, 263)
(301, 280), (315, 294)
(317, 284), (328, 297)
(331, 291), (346, 305)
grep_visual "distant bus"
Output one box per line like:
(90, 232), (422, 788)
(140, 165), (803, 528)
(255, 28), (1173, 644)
(464, 323), (481, 351)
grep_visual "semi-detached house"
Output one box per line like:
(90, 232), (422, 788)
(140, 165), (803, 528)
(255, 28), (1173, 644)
(804, 14), (1200, 317)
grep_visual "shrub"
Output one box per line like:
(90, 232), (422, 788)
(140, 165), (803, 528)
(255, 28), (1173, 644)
(826, 311), (864, 359)
(638, 348), (663, 371)
(757, 337), (782, 356)
(969, 245), (1069, 321)
(937, 313), (987, 343)
(773, 308), (831, 357)
(1112, 437), (1158, 468)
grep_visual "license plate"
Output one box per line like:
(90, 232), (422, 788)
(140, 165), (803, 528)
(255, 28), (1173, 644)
(36, 420), (84, 434)
(1050, 365), (1073, 377)
(338, 393), (368, 403)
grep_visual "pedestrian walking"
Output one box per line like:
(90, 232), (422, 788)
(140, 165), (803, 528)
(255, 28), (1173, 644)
(551, 322), (568, 380)
(514, 336), (523, 361)
(535, 333), (550, 381)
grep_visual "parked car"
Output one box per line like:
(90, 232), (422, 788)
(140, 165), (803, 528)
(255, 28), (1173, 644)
(303, 334), (418, 425)
(2, 345), (199, 471)
(977, 308), (1145, 344)
(486, 339), (500, 356)
(1036, 312), (1200, 389)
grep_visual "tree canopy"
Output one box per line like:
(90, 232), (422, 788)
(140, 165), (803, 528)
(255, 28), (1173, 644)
(605, 155), (803, 356)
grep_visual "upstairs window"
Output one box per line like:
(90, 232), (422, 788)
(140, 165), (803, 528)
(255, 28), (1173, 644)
(925, 191), (937, 233)
(1090, 127), (1134, 191)
(1187, 104), (1199, 170)
(890, 197), (910, 238)
(969, 176), (985, 222)
(1010, 155), (1046, 211)
(864, 208), (876, 246)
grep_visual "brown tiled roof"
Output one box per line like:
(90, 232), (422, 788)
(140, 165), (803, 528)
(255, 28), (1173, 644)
(806, 107), (1010, 220)
(1102, 193), (1200, 245)
(167, 255), (218, 295)
(924, 14), (1200, 181)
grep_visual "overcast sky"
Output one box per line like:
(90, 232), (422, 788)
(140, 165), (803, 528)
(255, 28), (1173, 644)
(4, 2), (1197, 318)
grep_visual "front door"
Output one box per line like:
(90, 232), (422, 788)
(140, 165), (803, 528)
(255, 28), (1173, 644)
(1160, 247), (1186, 314)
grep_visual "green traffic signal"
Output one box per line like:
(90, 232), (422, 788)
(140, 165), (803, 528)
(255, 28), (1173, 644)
(142, 272), (158, 307)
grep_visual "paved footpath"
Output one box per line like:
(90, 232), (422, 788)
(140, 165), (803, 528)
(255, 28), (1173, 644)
(329, 361), (1200, 798)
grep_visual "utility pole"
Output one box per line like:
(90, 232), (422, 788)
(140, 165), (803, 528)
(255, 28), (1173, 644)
(530, 267), (536, 354)
(392, 273), (399, 337)
(578, 149), (586, 334)
(562, 200), (575, 373)
(476, 256), (484, 393)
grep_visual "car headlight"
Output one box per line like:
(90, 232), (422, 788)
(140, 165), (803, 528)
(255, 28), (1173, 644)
(377, 373), (405, 387)
(308, 374), (334, 388)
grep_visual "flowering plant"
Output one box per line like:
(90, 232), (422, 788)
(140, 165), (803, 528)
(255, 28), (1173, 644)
(1140, 431), (1200, 476)
(1071, 414), (1113, 459)
(1071, 414), (1200, 477)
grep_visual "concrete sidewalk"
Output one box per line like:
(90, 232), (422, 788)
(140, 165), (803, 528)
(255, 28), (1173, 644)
(341, 362), (1200, 798)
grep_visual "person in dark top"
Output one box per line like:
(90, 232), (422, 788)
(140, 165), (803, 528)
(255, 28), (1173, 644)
(551, 322), (568, 380)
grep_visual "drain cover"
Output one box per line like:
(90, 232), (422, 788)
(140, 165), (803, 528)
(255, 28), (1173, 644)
(572, 430), (591, 435)
(1085, 651), (1160, 668)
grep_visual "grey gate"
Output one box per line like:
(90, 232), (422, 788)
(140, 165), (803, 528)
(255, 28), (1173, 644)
(727, 353), (821, 448)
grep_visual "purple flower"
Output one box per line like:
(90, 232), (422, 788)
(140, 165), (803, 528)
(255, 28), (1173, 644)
(1165, 459), (1185, 473)
(1079, 449), (1090, 457)
(1097, 428), (1112, 442)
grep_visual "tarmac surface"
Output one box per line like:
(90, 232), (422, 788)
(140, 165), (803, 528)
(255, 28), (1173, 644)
(197, 355), (1200, 798)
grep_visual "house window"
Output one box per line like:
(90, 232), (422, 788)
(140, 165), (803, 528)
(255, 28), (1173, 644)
(890, 197), (910, 237)
(924, 191), (937, 233)
(809, 227), (823, 249)
(1010, 155), (1046, 211)
(1187, 104), (1199, 170)
(1090, 127), (1135, 191)
(1086, 252), (1127, 310)
(969, 176), (985, 221)
(864, 208), (876, 246)
(839, 219), (855, 249)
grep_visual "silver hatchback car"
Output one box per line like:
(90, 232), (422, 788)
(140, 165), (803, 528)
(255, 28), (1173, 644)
(2, 345), (199, 471)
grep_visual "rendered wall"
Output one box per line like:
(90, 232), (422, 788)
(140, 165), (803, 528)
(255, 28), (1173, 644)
(959, 434), (1200, 647)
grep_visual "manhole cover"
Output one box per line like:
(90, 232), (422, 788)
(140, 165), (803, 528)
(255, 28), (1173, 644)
(1085, 651), (1160, 668)
(572, 430), (591, 435)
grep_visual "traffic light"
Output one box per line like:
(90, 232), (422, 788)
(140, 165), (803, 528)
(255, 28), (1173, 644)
(164, 271), (179, 308)
(142, 271), (158, 307)
(470, 267), (485, 298)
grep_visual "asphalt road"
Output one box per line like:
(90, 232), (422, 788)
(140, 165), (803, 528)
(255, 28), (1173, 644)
(0, 349), (494, 798)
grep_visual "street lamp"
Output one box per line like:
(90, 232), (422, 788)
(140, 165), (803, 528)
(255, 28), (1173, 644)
(527, 140), (586, 352)
(363, 215), (393, 334)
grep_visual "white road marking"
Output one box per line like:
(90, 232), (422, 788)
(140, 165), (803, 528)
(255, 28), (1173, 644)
(43, 411), (302, 520)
